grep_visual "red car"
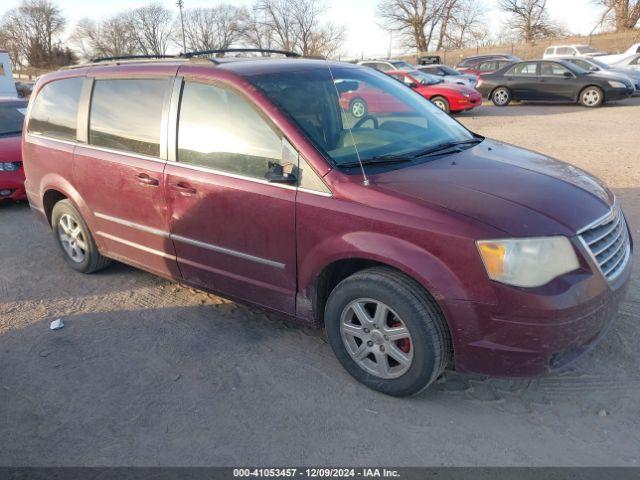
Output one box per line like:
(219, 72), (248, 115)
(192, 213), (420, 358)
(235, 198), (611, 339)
(22, 53), (632, 396)
(341, 70), (481, 114)
(0, 98), (28, 201)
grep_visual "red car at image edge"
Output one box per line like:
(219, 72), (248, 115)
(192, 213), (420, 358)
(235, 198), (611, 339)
(0, 98), (28, 201)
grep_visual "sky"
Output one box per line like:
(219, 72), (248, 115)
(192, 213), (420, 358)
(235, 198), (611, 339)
(1, 0), (604, 58)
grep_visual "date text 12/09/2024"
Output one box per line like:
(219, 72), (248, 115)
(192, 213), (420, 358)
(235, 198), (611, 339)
(233, 468), (400, 478)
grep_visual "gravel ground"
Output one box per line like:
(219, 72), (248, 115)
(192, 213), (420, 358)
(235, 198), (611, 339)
(1, 98), (639, 467)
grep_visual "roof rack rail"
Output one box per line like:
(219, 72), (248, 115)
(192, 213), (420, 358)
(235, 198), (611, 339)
(90, 54), (179, 62)
(182, 48), (301, 59)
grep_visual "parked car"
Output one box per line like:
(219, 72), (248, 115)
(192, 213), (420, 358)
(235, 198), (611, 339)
(558, 56), (640, 95)
(612, 53), (640, 72)
(455, 53), (519, 70)
(23, 53), (632, 396)
(357, 59), (415, 72)
(543, 44), (607, 59)
(0, 49), (19, 98)
(596, 43), (640, 65)
(384, 70), (481, 113)
(417, 55), (441, 65)
(0, 98), (28, 201)
(416, 64), (477, 88)
(456, 58), (516, 78)
(477, 59), (634, 107)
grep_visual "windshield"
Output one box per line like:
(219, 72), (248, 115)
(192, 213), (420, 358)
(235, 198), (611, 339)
(576, 46), (597, 54)
(391, 61), (414, 70)
(439, 65), (460, 76)
(408, 70), (443, 85)
(248, 65), (474, 167)
(0, 101), (28, 136)
(588, 58), (609, 69)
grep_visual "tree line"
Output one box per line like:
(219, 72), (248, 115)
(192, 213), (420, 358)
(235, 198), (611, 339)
(0, 0), (346, 69)
(377, 0), (640, 53)
(0, 0), (638, 69)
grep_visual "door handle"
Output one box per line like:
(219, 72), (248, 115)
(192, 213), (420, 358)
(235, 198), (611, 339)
(170, 182), (197, 196)
(136, 173), (159, 186)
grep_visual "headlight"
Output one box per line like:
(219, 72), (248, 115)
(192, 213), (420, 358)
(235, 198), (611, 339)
(476, 237), (579, 288)
(608, 80), (627, 88)
(0, 162), (22, 172)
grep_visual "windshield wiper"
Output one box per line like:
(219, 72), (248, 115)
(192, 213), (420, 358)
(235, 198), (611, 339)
(338, 155), (413, 168)
(411, 138), (483, 158)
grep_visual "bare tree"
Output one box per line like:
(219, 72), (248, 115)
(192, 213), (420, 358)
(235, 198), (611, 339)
(251, 0), (346, 57)
(178, 5), (244, 52)
(130, 3), (173, 56)
(0, 0), (66, 68)
(240, 7), (274, 53)
(377, 0), (447, 52)
(498, 0), (561, 44)
(447, 0), (488, 49)
(593, 0), (640, 31)
(71, 14), (138, 60)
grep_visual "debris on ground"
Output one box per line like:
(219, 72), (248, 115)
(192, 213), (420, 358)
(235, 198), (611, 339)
(49, 319), (64, 330)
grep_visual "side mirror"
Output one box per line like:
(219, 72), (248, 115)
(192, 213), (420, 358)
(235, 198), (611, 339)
(563, 71), (573, 78)
(406, 82), (418, 88)
(265, 162), (297, 184)
(590, 66), (599, 72)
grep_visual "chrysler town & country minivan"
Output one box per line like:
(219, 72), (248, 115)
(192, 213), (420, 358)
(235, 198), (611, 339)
(22, 51), (632, 396)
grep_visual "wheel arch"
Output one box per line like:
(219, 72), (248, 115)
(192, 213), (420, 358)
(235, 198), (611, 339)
(489, 85), (511, 100)
(576, 84), (605, 103)
(39, 174), (94, 231)
(298, 232), (470, 330)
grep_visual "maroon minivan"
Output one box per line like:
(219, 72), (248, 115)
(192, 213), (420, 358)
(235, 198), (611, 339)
(22, 51), (632, 396)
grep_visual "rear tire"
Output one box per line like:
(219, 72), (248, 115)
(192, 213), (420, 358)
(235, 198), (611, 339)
(51, 200), (111, 274)
(491, 87), (511, 106)
(324, 267), (451, 397)
(431, 96), (450, 113)
(579, 86), (604, 107)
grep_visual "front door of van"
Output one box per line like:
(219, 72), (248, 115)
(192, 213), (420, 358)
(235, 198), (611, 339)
(74, 76), (180, 278)
(164, 79), (297, 314)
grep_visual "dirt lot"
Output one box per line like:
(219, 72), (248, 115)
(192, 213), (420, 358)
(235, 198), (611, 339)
(1, 98), (639, 467)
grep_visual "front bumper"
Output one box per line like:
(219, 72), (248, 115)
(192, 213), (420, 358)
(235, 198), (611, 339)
(451, 95), (482, 112)
(0, 169), (26, 201)
(442, 238), (633, 377)
(606, 87), (634, 101)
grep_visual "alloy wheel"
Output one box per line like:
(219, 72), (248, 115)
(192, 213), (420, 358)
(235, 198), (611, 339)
(340, 298), (414, 379)
(58, 213), (88, 263)
(351, 100), (366, 118)
(582, 88), (601, 107)
(493, 88), (509, 105)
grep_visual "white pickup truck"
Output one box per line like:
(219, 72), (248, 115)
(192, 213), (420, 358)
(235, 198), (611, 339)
(0, 50), (19, 98)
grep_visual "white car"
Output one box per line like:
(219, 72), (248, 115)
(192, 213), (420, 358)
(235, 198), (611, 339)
(416, 64), (477, 88)
(613, 54), (640, 72)
(597, 43), (640, 65)
(543, 44), (607, 59)
(357, 60), (415, 72)
(559, 56), (640, 95)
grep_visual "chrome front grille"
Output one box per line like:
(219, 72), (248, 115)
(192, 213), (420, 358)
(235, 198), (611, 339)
(579, 204), (631, 282)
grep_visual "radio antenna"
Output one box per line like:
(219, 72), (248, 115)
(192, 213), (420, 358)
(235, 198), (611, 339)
(327, 65), (370, 186)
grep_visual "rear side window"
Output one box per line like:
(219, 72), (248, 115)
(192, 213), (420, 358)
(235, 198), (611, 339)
(557, 47), (574, 55)
(545, 47), (555, 55)
(28, 77), (83, 141)
(177, 82), (283, 179)
(508, 62), (538, 75)
(89, 79), (167, 157)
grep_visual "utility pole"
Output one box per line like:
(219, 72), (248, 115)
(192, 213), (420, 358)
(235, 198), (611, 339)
(176, 0), (187, 54)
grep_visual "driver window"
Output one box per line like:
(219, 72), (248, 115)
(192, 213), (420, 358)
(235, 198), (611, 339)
(541, 62), (570, 76)
(177, 82), (285, 180)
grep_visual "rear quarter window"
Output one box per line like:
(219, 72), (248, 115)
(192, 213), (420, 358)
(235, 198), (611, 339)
(27, 77), (83, 141)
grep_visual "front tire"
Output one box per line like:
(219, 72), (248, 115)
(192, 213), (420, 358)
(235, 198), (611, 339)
(430, 96), (450, 113)
(579, 86), (604, 107)
(51, 200), (111, 273)
(491, 87), (511, 106)
(324, 267), (451, 397)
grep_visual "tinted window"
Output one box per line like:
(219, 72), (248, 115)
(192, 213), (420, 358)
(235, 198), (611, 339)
(178, 82), (283, 179)
(570, 59), (592, 70)
(478, 61), (497, 71)
(89, 79), (166, 157)
(540, 62), (571, 76)
(0, 100), (28, 136)
(28, 77), (83, 141)
(376, 63), (393, 72)
(508, 62), (538, 75)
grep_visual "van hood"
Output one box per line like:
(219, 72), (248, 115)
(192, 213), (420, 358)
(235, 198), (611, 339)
(373, 139), (613, 236)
